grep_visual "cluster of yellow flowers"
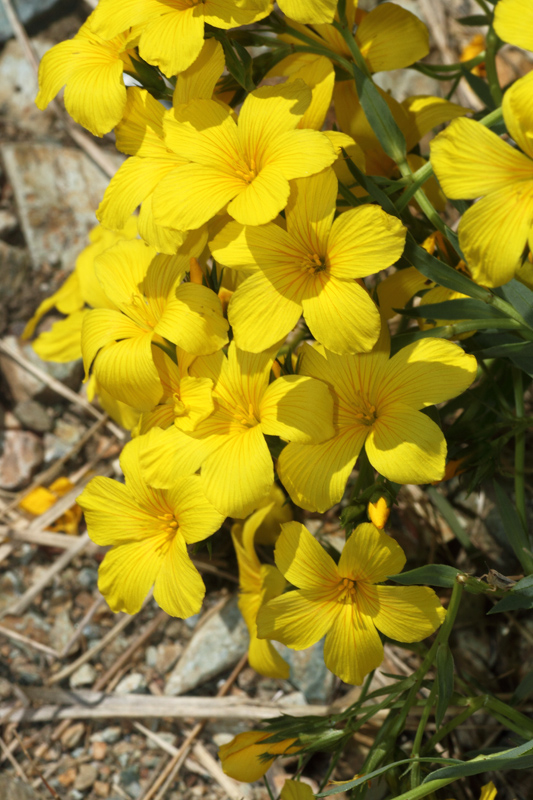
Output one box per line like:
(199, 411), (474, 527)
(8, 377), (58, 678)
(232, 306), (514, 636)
(25, 0), (532, 730)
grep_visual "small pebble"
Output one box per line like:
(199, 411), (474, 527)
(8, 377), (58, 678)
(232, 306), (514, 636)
(115, 672), (147, 696)
(74, 764), (98, 792)
(60, 722), (85, 750)
(69, 663), (96, 688)
(90, 726), (122, 744)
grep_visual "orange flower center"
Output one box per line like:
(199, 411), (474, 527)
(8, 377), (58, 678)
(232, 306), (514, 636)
(336, 577), (357, 604)
(353, 398), (377, 426)
(233, 156), (258, 184)
(234, 401), (260, 428)
(301, 252), (327, 274)
(157, 512), (179, 536)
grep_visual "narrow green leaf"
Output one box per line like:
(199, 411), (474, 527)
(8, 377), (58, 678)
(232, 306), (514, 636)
(458, 14), (490, 25)
(511, 669), (533, 705)
(427, 486), (472, 550)
(403, 239), (490, 301)
(493, 479), (530, 570)
(388, 565), (461, 588)
(460, 66), (495, 109)
(397, 298), (505, 321)
(422, 739), (533, 783)
(351, 63), (407, 162)
(488, 575), (533, 614)
(497, 280), (533, 328)
(316, 757), (461, 797)
(435, 644), (455, 728)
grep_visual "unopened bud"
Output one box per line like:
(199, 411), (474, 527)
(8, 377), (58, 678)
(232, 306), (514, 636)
(189, 257), (204, 285)
(367, 496), (390, 529)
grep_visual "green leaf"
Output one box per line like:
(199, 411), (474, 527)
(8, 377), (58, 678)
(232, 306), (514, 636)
(427, 486), (472, 550)
(493, 479), (530, 570)
(341, 151), (398, 216)
(403, 239), (490, 301)
(488, 575), (533, 614)
(316, 757), (461, 797)
(216, 35), (255, 92)
(497, 280), (533, 328)
(512, 669), (533, 705)
(422, 738), (533, 782)
(435, 644), (455, 728)
(458, 14), (490, 25)
(460, 66), (495, 109)
(397, 298), (505, 321)
(350, 63), (406, 162)
(388, 565), (461, 588)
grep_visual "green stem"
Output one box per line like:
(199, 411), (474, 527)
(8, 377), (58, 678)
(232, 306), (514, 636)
(387, 778), (460, 800)
(411, 682), (438, 789)
(396, 158), (450, 241)
(264, 776), (276, 800)
(485, 26), (503, 107)
(486, 695), (533, 737)
(361, 582), (464, 778)
(486, 294), (533, 332)
(422, 696), (487, 754)
(512, 366), (528, 533)
(479, 105), (503, 128)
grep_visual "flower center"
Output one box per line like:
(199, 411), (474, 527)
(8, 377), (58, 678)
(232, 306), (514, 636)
(234, 401), (259, 428)
(233, 157), (258, 184)
(301, 252), (327, 275)
(157, 512), (179, 537)
(172, 392), (187, 418)
(336, 577), (357, 604)
(354, 399), (378, 426)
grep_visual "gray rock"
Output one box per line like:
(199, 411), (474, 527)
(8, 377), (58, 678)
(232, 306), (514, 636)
(78, 567), (98, 590)
(50, 607), (75, 653)
(90, 726), (122, 744)
(115, 672), (147, 696)
(165, 595), (249, 696)
(74, 764), (98, 792)
(146, 731), (176, 750)
(43, 418), (85, 463)
(0, 777), (44, 800)
(0, 429), (43, 490)
(0, 242), (31, 299)
(0, 1), (76, 42)
(0, 336), (84, 403)
(13, 400), (53, 433)
(274, 639), (336, 705)
(69, 663), (96, 689)
(1, 143), (122, 271)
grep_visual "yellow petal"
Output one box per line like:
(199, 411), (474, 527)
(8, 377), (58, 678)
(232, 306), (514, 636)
(173, 38), (225, 104)
(277, 0), (337, 24)
(323, 601), (383, 685)
(260, 374), (334, 443)
(97, 156), (184, 232)
(115, 87), (167, 158)
(210, 219), (299, 270)
(262, 128), (336, 181)
(280, 782), (314, 800)
(138, 5), (204, 77)
(268, 55), (335, 131)
(227, 163), (291, 226)
(165, 98), (240, 165)
(356, 3), (429, 72)
(286, 168), (336, 255)
(98, 537), (164, 614)
(401, 95), (468, 154)
(33, 309), (86, 363)
(257, 589), (337, 649)
(140, 425), (213, 488)
(23, 270), (84, 339)
(301, 274), (381, 354)
(494, 0), (533, 51)
(366, 405), (446, 484)
(276, 428), (366, 513)
(377, 266), (429, 320)
(81, 308), (142, 377)
(239, 80), (311, 152)
(154, 162), (243, 231)
(92, 331), (162, 411)
(156, 283), (229, 354)
(274, 520), (338, 589)
(94, 240), (156, 314)
(327, 205), (406, 279)
(380, 338), (477, 410)
(337, 522), (405, 584)
(458, 182), (533, 288)
(154, 534), (206, 618)
(502, 70), (533, 161)
(137, 194), (187, 255)
(77, 476), (157, 547)
(359, 585), (446, 642)
(229, 271), (303, 352)
(202, 0), (272, 28)
(430, 117), (533, 199)
(479, 782), (498, 800)
(165, 474), (225, 544)
(219, 731), (298, 783)
(201, 425), (273, 517)
(95, 381), (140, 431)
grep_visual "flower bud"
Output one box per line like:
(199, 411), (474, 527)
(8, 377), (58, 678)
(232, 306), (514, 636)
(367, 495), (390, 529)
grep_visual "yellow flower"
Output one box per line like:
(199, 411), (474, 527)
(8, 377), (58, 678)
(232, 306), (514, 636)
(494, 0), (533, 51)
(77, 437), (224, 617)
(232, 505), (290, 679)
(280, 780), (315, 800)
(36, 14), (139, 136)
(141, 342), (335, 518)
(430, 75), (533, 287)
(210, 168), (406, 354)
(19, 478), (82, 536)
(460, 34), (486, 78)
(135, 346), (214, 436)
(446, 781), (497, 800)
(367, 496), (390, 530)
(257, 521), (446, 685)
(278, 0), (337, 24)
(81, 239), (228, 410)
(89, 0), (272, 77)
(152, 80), (337, 231)
(277, 330), (477, 512)
(219, 731), (299, 783)
(247, 484), (293, 546)
(98, 39), (225, 254)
